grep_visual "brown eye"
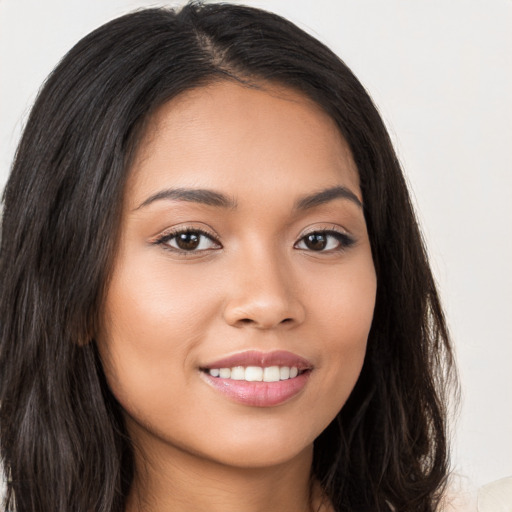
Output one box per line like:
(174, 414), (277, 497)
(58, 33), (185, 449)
(295, 230), (355, 252)
(157, 229), (220, 252)
(304, 233), (328, 251)
(175, 232), (201, 250)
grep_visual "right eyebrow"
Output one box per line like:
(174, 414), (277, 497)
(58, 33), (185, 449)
(134, 187), (238, 211)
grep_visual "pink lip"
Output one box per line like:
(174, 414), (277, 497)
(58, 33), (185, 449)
(199, 350), (313, 407)
(201, 350), (313, 371)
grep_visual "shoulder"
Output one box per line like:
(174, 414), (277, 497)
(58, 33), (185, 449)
(477, 476), (512, 512)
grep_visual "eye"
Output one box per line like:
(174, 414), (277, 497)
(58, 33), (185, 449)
(295, 230), (355, 252)
(155, 228), (221, 252)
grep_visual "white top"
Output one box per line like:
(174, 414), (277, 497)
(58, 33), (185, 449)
(441, 475), (512, 512)
(478, 477), (512, 512)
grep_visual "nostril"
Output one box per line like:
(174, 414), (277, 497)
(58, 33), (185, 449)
(235, 317), (293, 328)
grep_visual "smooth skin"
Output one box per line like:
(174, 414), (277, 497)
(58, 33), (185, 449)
(97, 80), (377, 512)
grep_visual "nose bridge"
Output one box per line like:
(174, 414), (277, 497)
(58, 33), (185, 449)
(223, 240), (304, 329)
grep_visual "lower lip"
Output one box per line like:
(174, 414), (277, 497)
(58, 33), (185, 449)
(200, 371), (311, 407)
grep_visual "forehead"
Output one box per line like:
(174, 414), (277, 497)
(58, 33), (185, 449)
(127, 80), (360, 208)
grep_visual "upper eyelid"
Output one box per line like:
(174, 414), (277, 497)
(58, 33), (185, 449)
(298, 225), (352, 239)
(151, 225), (221, 244)
(162, 230), (219, 244)
(296, 230), (354, 243)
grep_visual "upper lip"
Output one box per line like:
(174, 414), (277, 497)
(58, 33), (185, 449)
(201, 350), (313, 370)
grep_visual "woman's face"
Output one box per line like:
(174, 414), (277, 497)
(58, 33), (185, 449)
(97, 81), (376, 469)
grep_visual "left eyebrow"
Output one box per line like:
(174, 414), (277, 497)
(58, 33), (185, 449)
(294, 186), (363, 210)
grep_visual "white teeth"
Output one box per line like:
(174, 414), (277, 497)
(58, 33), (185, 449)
(245, 366), (263, 382)
(230, 366), (245, 380)
(207, 365), (301, 381)
(263, 366), (280, 382)
(219, 368), (231, 378)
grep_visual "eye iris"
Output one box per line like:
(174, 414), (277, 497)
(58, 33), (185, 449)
(305, 233), (327, 251)
(176, 232), (200, 250)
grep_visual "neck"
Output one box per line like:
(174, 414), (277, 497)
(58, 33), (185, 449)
(124, 436), (326, 512)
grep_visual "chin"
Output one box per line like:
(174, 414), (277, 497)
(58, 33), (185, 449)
(189, 414), (323, 470)
(225, 439), (312, 469)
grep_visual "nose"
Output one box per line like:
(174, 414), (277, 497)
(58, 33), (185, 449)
(222, 250), (306, 330)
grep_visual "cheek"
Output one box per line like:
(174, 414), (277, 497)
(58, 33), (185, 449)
(102, 252), (222, 345)
(306, 252), (376, 343)
(96, 256), (223, 406)
(303, 257), (376, 412)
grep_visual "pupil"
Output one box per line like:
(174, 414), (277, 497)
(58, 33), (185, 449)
(306, 233), (327, 251)
(177, 232), (200, 250)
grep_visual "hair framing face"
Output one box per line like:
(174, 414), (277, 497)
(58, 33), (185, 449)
(0, 3), (455, 511)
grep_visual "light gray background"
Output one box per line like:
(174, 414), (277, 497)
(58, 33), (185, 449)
(1, 0), (511, 489)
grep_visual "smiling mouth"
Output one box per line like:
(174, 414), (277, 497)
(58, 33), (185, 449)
(199, 350), (313, 407)
(202, 365), (306, 382)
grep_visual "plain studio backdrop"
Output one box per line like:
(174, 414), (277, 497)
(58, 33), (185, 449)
(0, 0), (511, 491)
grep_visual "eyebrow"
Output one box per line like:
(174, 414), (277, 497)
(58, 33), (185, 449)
(135, 187), (237, 210)
(294, 186), (363, 210)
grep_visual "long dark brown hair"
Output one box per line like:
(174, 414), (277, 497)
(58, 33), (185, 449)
(0, 3), (455, 511)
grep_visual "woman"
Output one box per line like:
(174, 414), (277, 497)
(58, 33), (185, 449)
(0, 3), (456, 511)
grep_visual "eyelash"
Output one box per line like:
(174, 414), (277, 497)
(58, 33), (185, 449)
(153, 228), (221, 254)
(153, 227), (355, 254)
(295, 230), (356, 253)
